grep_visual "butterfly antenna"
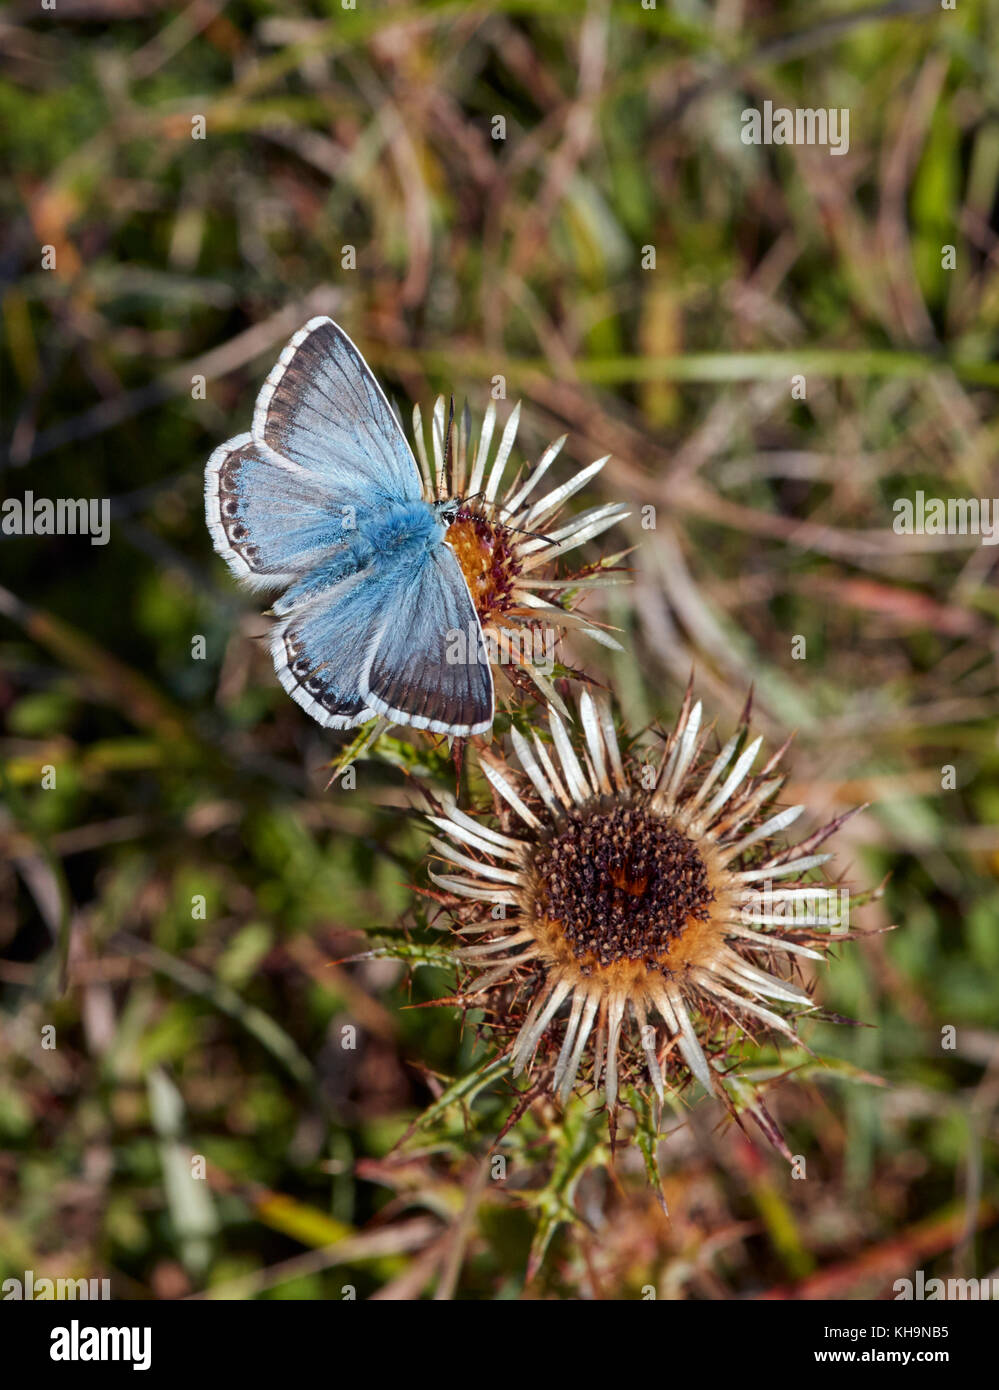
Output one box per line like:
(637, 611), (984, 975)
(451, 488), (554, 543)
(502, 522), (557, 544)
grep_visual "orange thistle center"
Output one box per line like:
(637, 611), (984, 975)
(445, 506), (521, 625)
(532, 803), (716, 970)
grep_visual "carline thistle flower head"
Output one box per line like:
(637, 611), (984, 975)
(426, 685), (859, 1126)
(412, 396), (629, 714)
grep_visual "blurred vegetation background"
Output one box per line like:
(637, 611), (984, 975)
(1, 0), (998, 1300)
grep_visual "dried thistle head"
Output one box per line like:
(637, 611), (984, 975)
(412, 397), (629, 713)
(425, 686), (862, 1138)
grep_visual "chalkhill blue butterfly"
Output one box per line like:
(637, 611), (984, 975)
(205, 317), (493, 736)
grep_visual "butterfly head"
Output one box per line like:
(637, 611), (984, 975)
(432, 498), (463, 528)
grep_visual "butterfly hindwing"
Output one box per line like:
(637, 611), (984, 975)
(361, 542), (494, 737)
(253, 317), (422, 507)
(270, 564), (391, 729)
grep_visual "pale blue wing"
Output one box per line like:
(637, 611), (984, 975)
(252, 317), (422, 506)
(269, 564), (389, 729)
(361, 542), (494, 736)
(205, 432), (371, 592)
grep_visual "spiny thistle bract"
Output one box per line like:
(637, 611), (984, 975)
(424, 685), (860, 1139)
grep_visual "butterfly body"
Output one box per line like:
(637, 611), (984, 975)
(205, 317), (494, 736)
(361, 497), (450, 558)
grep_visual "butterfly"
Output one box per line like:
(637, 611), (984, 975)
(205, 317), (494, 736)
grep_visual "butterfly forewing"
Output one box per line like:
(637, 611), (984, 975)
(253, 317), (422, 506)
